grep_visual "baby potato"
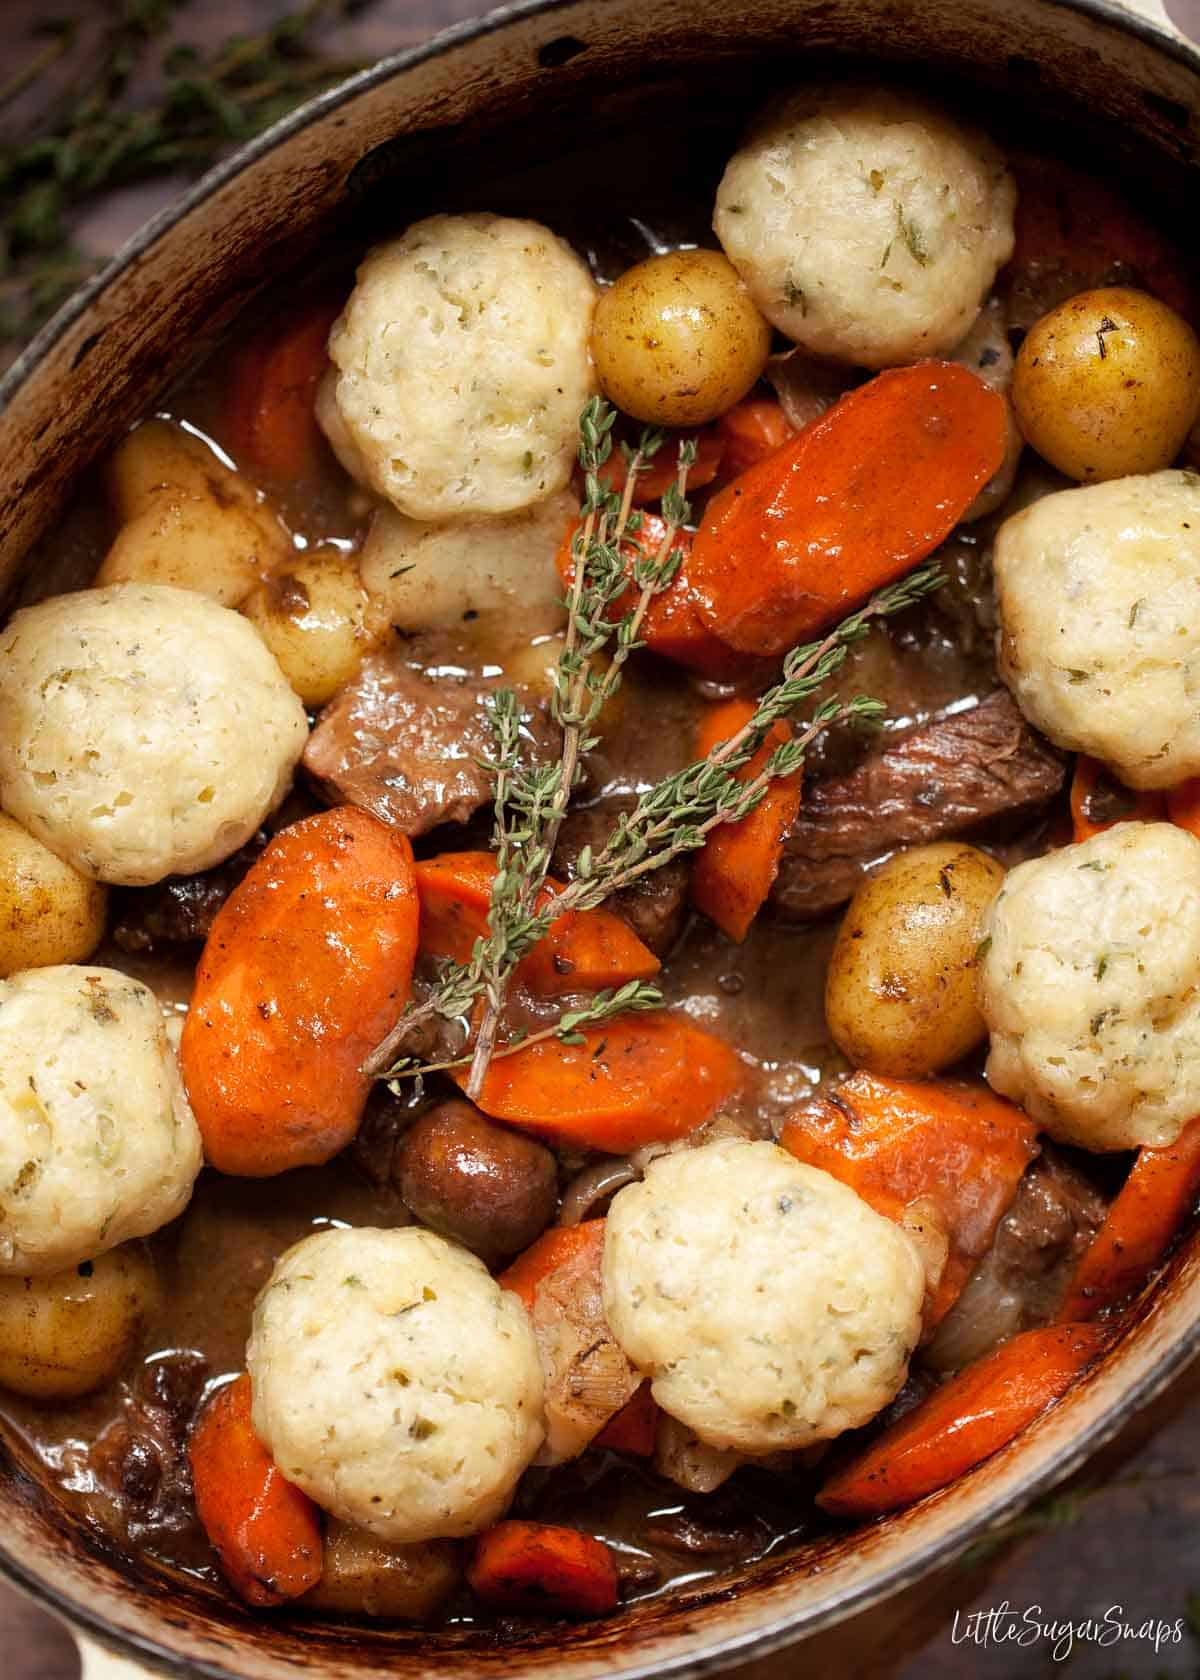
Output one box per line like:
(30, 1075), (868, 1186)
(304, 1522), (461, 1619)
(0, 1245), (159, 1400)
(0, 813), (106, 976)
(102, 418), (289, 604)
(592, 249), (771, 427)
(826, 843), (1005, 1078)
(242, 551), (382, 708)
(1013, 286), (1200, 482)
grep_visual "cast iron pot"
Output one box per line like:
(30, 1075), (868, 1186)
(2, 0), (1200, 1674)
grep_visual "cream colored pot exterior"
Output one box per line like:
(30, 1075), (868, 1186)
(2, 1), (1200, 1676)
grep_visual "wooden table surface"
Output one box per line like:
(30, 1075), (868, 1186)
(5, 2), (1200, 1675)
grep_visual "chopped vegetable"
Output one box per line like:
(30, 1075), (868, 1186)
(467, 1520), (619, 1617)
(688, 362), (1008, 656)
(594, 1381), (659, 1456)
(817, 1324), (1108, 1517)
(689, 698), (802, 942)
(1058, 1117), (1200, 1322)
(498, 1219), (607, 1314)
(1070, 755), (1165, 843)
(225, 297), (342, 482)
(1166, 777), (1200, 839)
(456, 1012), (741, 1153)
(554, 512), (750, 680)
(415, 851), (659, 997)
(189, 1373), (322, 1608)
(714, 398), (795, 476)
(780, 1072), (1037, 1327)
(180, 807), (418, 1176)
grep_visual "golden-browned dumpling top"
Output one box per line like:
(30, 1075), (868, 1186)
(248, 1227), (544, 1543)
(714, 86), (1015, 368)
(325, 214), (597, 521)
(0, 966), (202, 1274)
(603, 1140), (924, 1454)
(0, 584), (307, 886)
(979, 823), (1200, 1151)
(994, 470), (1200, 789)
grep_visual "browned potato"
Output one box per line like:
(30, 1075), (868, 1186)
(0, 1245), (159, 1400)
(102, 418), (289, 604)
(242, 551), (382, 708)
(305, 1522), (460, 1620)
(591, 249), (771, 426)
(825, 842), (1005, 1077)
(0, 813), (107, 976)
(1013, 286), (1200, 482)
(396, 1100), (558, 1262)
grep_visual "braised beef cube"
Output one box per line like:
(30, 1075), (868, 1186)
(770, 690), (1066, 921)
(303, 647), (558, 836)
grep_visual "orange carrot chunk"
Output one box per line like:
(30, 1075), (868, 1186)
(180, 807), (418, 1177)
(594, 1381), (659, 1457)
(415, 852), (659, 997)
(714, 398), (795, 477)
(817, 1325), (1108, 1519)
(467, 1520), (619, 1617)
(189, 1374), (322, 1608)
(457, 1012), (741, 1153)
(225, 297), (342, 482)
(594, 429), (725, 504)
(780, 1072), (1037, 1328)
(1058, 1116), (1200, 1322)
(689, 362), (1008, 657)
(1070, 755), (1165, 843)
(498, 1220), (607, 1314)
(689, 697), (802, 942)
(555, 513), (753, 681)
(1166, 777), (1200, 840)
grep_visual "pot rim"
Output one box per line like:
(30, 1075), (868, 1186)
(2, 0), (1200, 1674)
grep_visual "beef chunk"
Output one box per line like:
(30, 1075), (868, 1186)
(303, 646), (559, 836)
(770, 690), (1066, 921)
(984, 1145), (1107, 1324)
(553, 798), (690, 958)
(925, 1145), (1107, 1370)
(111, 833), (268, 953)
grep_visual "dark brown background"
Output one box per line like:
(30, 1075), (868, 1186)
(4, 2), (1200, 1675)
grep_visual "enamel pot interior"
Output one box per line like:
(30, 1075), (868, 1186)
(1, 0), (1200, 1674)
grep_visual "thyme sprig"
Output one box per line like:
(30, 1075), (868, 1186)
(1, 0), (373, 349)
(366, 400), (945, 1090)
(460, 402), (694, 1098)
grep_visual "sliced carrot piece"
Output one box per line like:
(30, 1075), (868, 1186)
(415, 852), (659, 998)
(1058, 1116), (1200, 1322)
(594, 1381), (659, 1457)
(689, 362), (1007, 657)
(498, 1219), (607, 1314)
(189, 1373), (322, 1608)
(180, 807), (418, 1177)
(467, 1520), (619, 1617)
(1070, 755), (1165, 843)
(225, 297), (342, 482)
(689, 697), (802, 942)
(458, 1011), (741, 1153)
(555, 512), (753, 681)
(714, 398), (795, 477)
(817, 1324), (1108, 1518)
(780, 1072), (1037, 1328)
(594, 429), (725, 504)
